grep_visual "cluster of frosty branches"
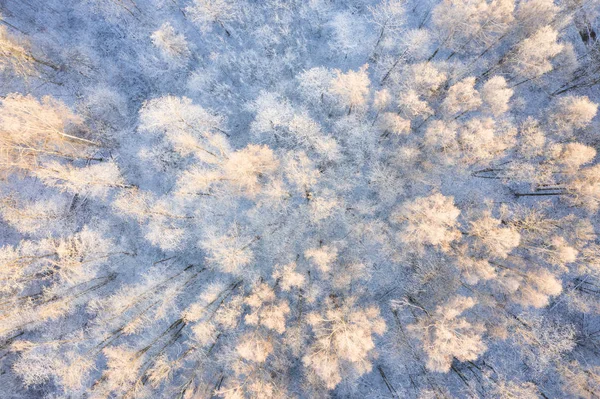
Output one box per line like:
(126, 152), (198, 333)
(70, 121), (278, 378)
(2, 0), (600, 397)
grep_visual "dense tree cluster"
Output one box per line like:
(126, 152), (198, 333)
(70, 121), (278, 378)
(2, 0), (600, 397)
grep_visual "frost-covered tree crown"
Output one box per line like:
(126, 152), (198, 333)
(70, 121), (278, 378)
(2, 0), (600, 397)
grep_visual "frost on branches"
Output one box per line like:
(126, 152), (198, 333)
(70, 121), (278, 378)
(2, 0), (600, 398)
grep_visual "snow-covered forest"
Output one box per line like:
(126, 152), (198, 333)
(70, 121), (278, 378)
(2, 0), (600, 397)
